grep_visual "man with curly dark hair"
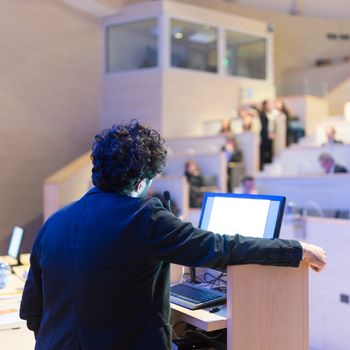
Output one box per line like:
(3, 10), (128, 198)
(91, 121), (167, 195)
(21, 120), (327, 350)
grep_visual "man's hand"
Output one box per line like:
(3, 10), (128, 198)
(300, 242), (327, 272)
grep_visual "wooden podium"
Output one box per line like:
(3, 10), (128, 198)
(172, 262), (308, 350)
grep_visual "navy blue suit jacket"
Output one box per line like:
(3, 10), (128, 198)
(20, 187), (302, 350)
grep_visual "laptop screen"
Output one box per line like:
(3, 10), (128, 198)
(8, 226), (24, 260)
(199, 193), (285, 239)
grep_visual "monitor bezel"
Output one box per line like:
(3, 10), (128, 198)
(198, 192), (286, 239)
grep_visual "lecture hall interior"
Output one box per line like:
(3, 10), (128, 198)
(1, 0), (350, 349)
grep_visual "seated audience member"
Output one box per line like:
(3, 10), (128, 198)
(222, 137), (242, 163)
(323, 126), (343, 145)
(238, 175), (258, 195)
(184, 160), (205, 208)
(318, 152), (348, 174)
(184, 160), (217, 208)
(242, 113), (253, 131)
(185, 160), (201, 184)
(219, 117), (233, 136)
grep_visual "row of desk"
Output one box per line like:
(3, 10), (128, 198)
(0, 256), (35, 350)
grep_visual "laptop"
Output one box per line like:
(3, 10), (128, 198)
(7, 226), (24, 266)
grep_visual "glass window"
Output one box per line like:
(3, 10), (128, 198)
(225, 31), (267, 80)
(170, 19), (218, 73)
(106, 19), (158, 73)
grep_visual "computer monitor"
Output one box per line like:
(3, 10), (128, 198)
(186, 192), (286, 283)
(199, 192), (286, 239)
(7, 226), (24, 266)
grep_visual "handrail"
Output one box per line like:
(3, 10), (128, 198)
(45, 152), (91, 184)
(43, 151), (92, 220)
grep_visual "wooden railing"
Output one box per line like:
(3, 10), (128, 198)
(43, 152), (91, 220)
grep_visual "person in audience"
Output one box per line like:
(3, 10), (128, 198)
(242, 112), (253, 131)
(20, 120), (327, 350)
(240, 175), (258, 195)
(232, 107), (247, 134)
(219, 118), (233, 137)
(222, 137), (242, 163)
(184, 159), (201, 182)
(271, 100), (287, 156)
(274, 99), (291, 146)
(323, 126), (343, 145)
(222, 137), (243, 192)
(232, 106), (261, 135)
(318, 152), (348, 174)
(184, 159), (205, 208)
(242, 107), (261, 134)
(256, 100), (277, 170)
(234, 175), (258, 194)
(219, 117), (233, 136)
(274, 100), (304, 145)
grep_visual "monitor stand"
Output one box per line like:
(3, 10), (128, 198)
(9, 254), (23, 274)
(13, 254), (23, 266)
(190, 267), (200, 284)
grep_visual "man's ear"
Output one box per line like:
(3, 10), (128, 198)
(132, 178), (152, 198)
(135, 180), (144, 193)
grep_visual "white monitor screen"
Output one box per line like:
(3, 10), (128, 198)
(8, 226), (24, 259)
(199, 193), (285, 238)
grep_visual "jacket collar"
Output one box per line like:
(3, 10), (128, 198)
(85, 186), (102, 196)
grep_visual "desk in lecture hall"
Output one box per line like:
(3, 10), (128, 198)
(171, 301), (227, 332)
(0, 254), (35, 350)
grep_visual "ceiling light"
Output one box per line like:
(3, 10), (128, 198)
(174, 32), (183, 39)
(189, 31), (216, 44)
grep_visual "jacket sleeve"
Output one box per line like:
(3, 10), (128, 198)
(19, 232), (43, 336)
(146, 198), (302, 270)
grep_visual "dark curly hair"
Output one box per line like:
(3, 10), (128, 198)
(91, 120), (167, 193)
